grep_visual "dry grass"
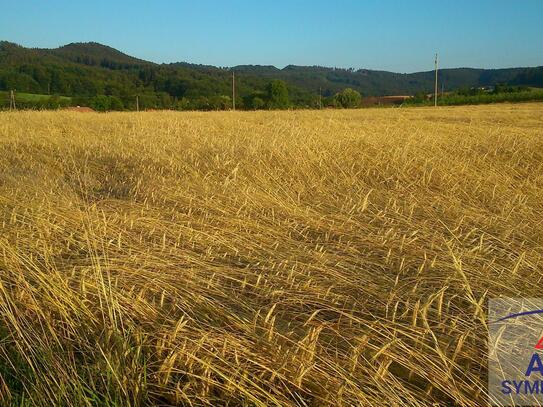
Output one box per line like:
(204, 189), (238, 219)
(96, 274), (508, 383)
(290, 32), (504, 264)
(0, 104), (542, 406)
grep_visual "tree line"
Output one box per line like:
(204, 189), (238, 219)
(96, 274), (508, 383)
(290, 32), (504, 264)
(2, 41), (542, 111)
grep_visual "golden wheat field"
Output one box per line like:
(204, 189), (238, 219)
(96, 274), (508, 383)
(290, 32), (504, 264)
(0, 104), (542, 406)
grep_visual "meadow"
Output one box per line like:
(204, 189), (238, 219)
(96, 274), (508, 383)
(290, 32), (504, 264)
(0, 104), (542, 406)
(0, 91), (72, 110)
(407, 88), (543, 107)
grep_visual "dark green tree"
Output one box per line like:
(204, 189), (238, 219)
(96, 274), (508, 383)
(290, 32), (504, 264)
(109, 96), (124, 110)
(252, 97), (265, 110)
(209, 95), (231, 110)
(333, 88), (362, 108)
(174, 97), (191, 110)
(90, 95), (111, 111)
(266, 80), (289, 109)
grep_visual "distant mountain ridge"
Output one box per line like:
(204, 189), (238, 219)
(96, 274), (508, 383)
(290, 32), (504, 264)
(1, 41), (542, 108)
(50, 42), (152, 68)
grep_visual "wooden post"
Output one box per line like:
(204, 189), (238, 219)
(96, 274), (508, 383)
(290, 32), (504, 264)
(434, 53), (439, 107)
(9, 90), (16, 111)
(136, 95), (139, 112)
(232, 71), (236, 111)
(319, 87), (322, 109)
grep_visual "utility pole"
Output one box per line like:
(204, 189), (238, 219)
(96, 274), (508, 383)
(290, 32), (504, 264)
(232, 71), (236, 111)
(434, 53), (439, 107)
(319, 87), (322, 109)
(9, 90), (16, 111)
(136, 95), (139, 112)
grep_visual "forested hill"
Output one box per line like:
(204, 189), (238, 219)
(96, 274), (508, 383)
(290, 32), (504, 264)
(1, 40), (542, 110)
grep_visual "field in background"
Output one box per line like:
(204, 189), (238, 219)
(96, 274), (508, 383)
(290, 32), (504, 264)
(0, 105), (542, 406)
(413, 88), (543, 107)
(0, 91), (72, 102)
(0, 91), (72, 110)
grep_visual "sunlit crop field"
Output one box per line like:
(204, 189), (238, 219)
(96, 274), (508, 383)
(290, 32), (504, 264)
(0, 104), (542, 406)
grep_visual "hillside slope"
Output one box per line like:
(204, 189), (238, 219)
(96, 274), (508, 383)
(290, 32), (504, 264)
(1, 41), (542, 107)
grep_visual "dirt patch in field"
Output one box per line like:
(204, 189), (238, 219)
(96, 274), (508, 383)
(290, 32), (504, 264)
(64, 106), (95, 112)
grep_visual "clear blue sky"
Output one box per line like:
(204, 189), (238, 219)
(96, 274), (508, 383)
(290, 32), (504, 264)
(1, 0), (542, 73)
